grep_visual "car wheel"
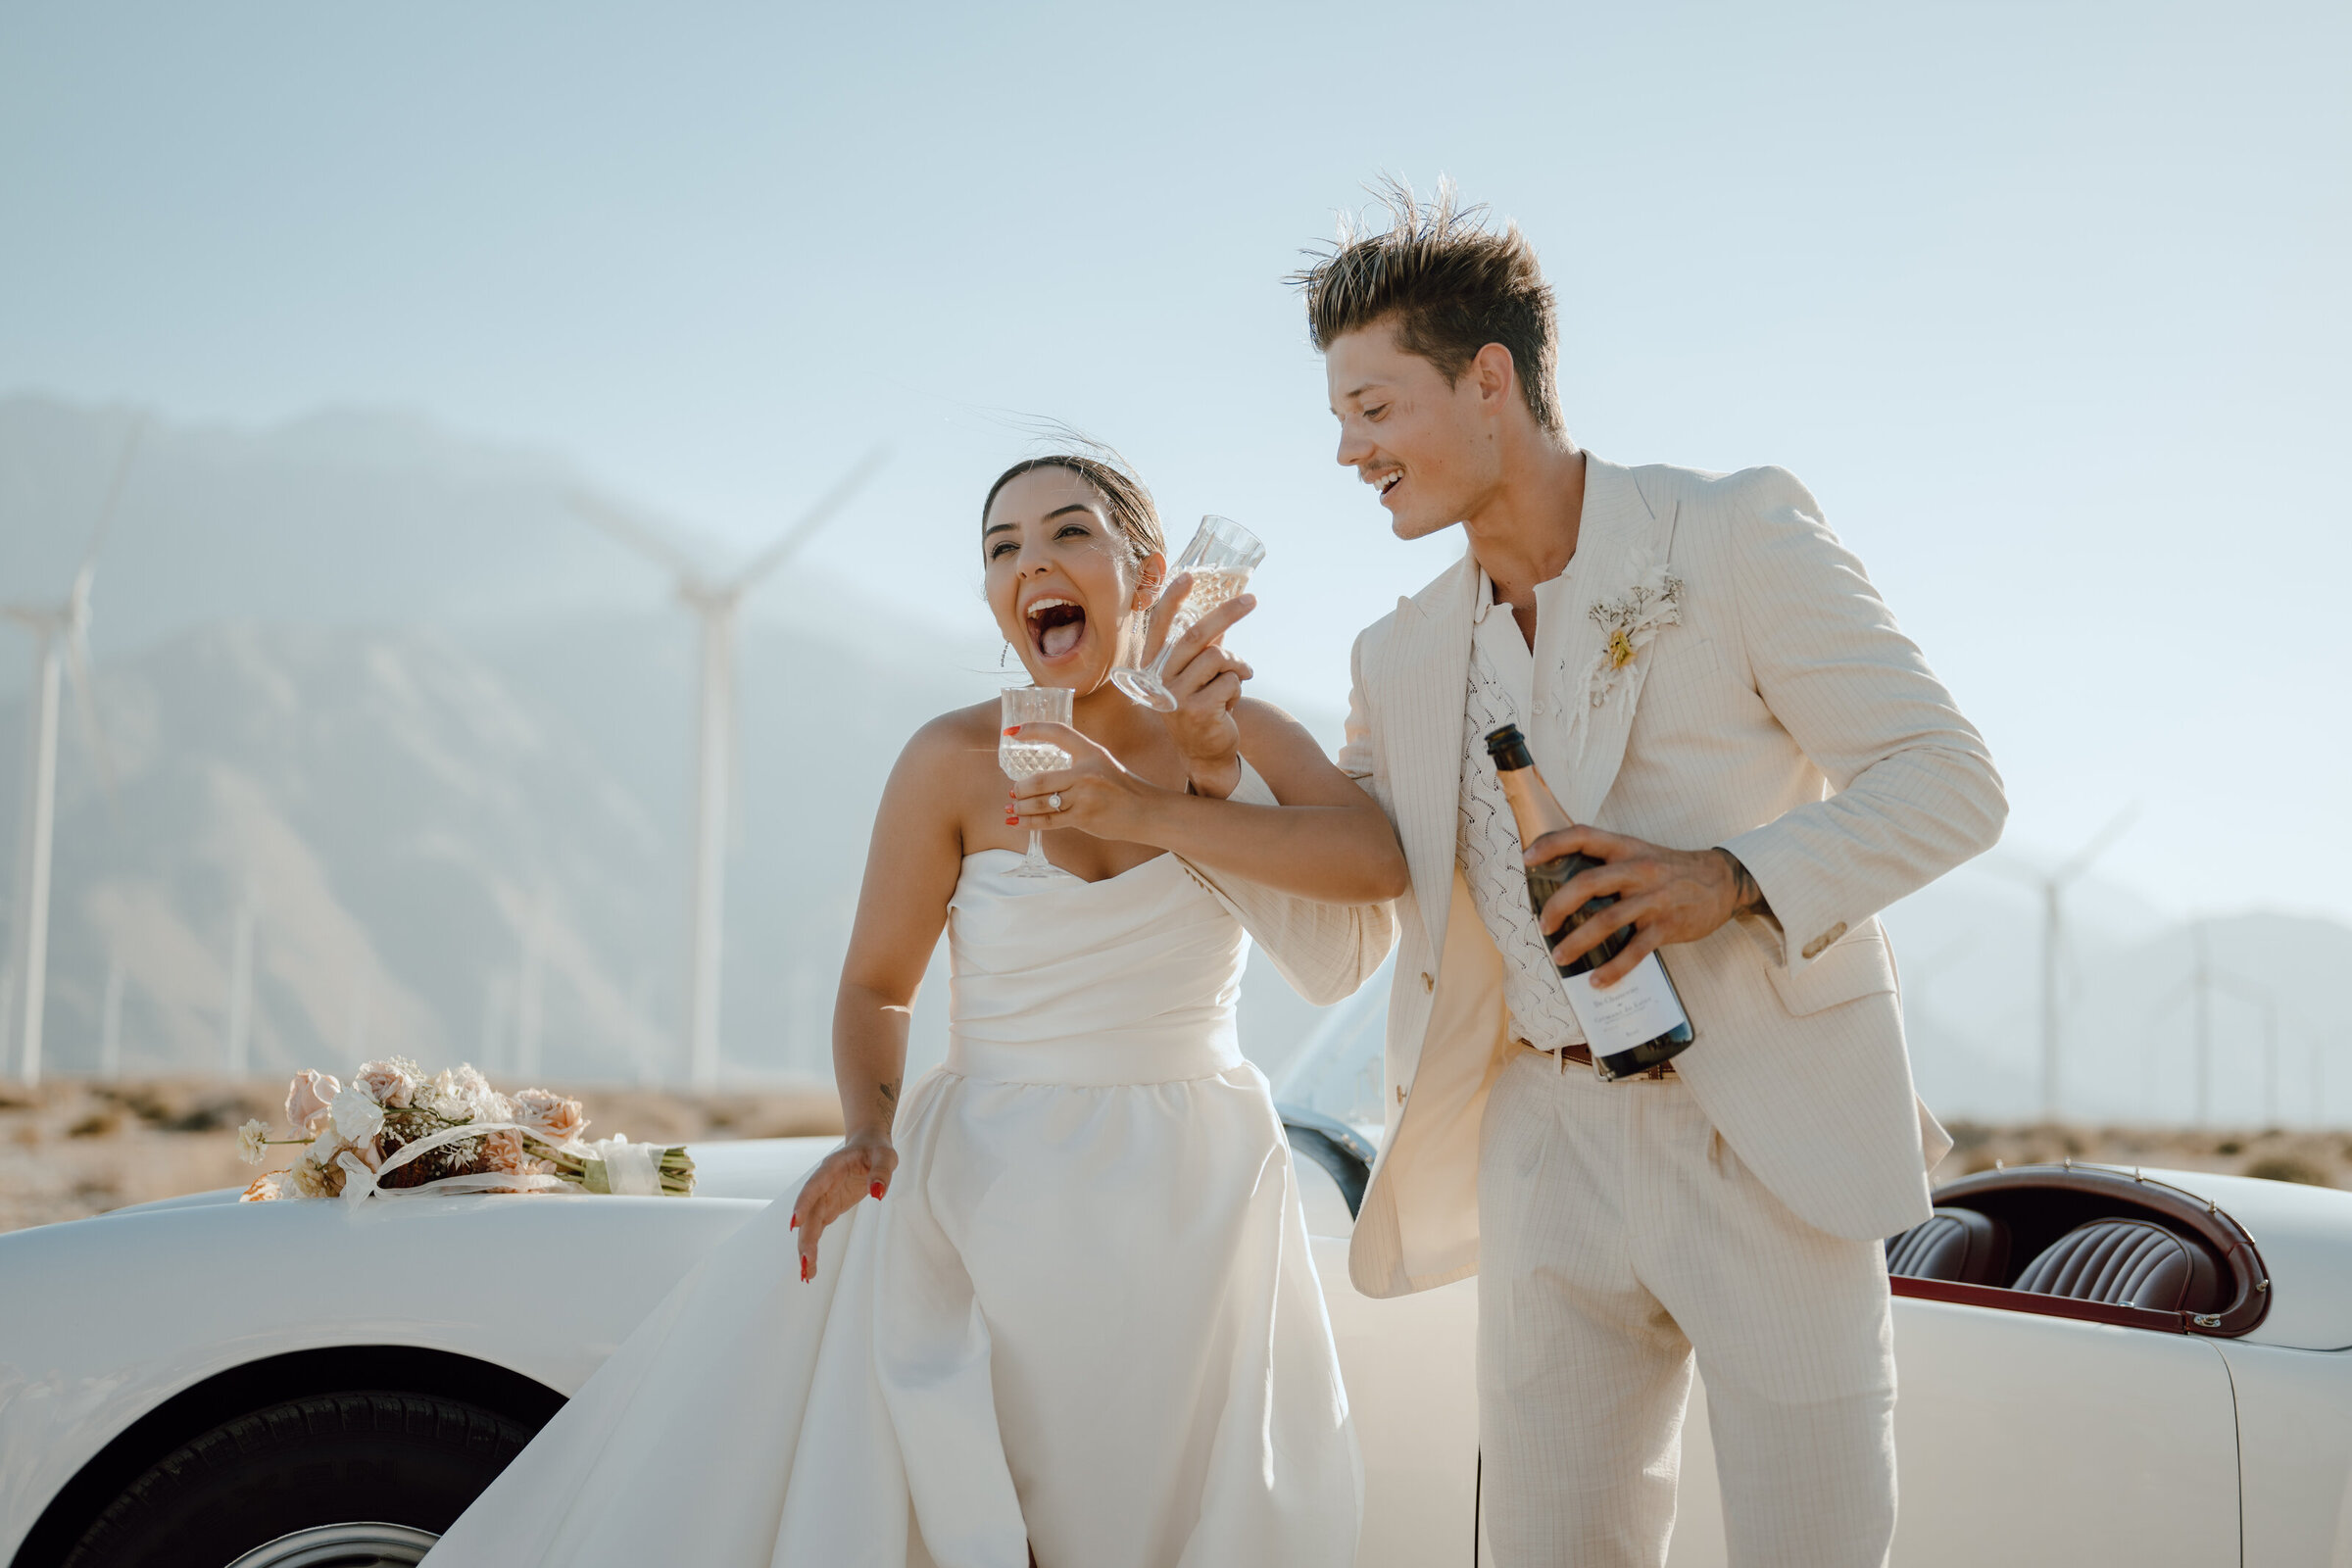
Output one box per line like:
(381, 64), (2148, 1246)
(61, 1392), (536, 1568)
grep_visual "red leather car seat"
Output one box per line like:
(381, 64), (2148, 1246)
(2012, 1218), (2222, 1313)
(1886, 1206), (2011, 1285)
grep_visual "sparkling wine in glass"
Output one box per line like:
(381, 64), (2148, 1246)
(1110, 514), (1265, 712)
(999, 685), (1074, 879)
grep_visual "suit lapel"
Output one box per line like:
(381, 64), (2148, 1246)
(1373, 461), (1679, 956)
(1376, 551), (1478, 959)
(1547, 457), (1681, 823)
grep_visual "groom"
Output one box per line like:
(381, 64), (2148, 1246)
(1295, 186), (2007, 1565)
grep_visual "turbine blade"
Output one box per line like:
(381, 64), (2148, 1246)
(566, 487), (705, 581)
(2054, 802), (2143, 885)
(1974, 855), (2050, 890)
(727, 444), (890, 593)
(76, 413), (148, 580)
(62, 625), (120, 808)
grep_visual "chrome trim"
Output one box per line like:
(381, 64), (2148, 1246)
(224, 1521), (438, 1568)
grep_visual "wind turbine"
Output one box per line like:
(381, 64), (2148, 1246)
(3, 419), (140, 1085)
(570, 448), (887, 1088)
(1986, 804), (2139, 1122)
(2158, 918), (2274, 1127)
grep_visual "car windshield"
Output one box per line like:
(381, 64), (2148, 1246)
(1269, 956), (1393, 1141)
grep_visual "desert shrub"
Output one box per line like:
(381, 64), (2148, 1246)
(2244, 1155), (2331, 1188)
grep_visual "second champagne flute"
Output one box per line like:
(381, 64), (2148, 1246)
(1110, 514), (1264, 711)
(999, 685), (1074, 878)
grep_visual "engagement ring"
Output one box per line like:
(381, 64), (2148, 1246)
(1048, 792), (1063, 811)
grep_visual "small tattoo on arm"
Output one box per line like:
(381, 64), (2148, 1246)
(877, 1080), (899, 1107)
(1719, 850), (1769, 917)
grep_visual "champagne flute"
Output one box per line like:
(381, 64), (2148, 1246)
(999, 685), (1074, 879)
(1110, 514), (1265, 712)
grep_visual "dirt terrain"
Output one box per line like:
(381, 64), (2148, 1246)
(0, 1077), (845, 1234)
(1927, 1119), (2346, 1189)
(2, 1078), (2345, 1235)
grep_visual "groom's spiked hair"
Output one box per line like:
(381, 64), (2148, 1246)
(1291, 177), (1563, 436)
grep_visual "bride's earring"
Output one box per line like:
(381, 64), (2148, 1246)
(1000, 642), (1010, 668)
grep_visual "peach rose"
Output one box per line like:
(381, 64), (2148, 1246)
(285, 1070), (340, 1137)
(353, 1056), (419, 1108)
(511, 1088), (588, 1145)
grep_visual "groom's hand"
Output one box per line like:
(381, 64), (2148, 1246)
(1524, 827), (1752, 986)
(1144, 572), (1257, 798)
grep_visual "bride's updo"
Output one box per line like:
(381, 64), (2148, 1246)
(981, 452), (1167, 577)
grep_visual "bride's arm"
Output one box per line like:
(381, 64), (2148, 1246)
(1010, 702), (1407, 906)
(793, 717), (963, 1283)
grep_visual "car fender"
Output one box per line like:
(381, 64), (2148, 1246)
(0, 1188), (781, 1563)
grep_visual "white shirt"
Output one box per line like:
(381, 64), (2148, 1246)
(1469, 564), (1592, 786)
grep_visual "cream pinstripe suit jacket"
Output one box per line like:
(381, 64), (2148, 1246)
(1339, 456), (2007, 1299)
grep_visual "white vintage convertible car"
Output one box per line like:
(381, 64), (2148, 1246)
(4, 1108), (2351, 1567)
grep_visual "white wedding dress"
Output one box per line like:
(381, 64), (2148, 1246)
(422, 849), (1361, 1568)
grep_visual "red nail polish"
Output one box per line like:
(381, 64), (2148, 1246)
(790, 1213), (799, 1228)
(801, 1255), (811, 1283)
(870, 1181), (885, 1200)
(1004, 725), (1019, 736)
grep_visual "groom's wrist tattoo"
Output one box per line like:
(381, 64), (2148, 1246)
(1716, 850), (1769, 917)
(878, 1080), (898, 1107)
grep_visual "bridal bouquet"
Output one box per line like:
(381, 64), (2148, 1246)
(235, 1057), (695, 1203)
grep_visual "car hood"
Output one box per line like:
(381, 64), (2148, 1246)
(90, 1135), (839, 1220)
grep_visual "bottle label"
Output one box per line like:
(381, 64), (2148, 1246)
(1557, 954), (1689, 1057)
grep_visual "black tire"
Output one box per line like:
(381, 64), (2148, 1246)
(61, 1392), (537, 1568)
(1278, 1103), (1372, 1218)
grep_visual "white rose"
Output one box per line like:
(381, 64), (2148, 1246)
(330, 1084), (384, 1145)
(424, 1069), (473, 1121)
(236, 1117), (270, 1166)
(450, 1064), (498, 1117)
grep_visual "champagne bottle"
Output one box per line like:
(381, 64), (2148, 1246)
(1484, 723), (1694, 1079)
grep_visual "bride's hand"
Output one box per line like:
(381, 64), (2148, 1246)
(791, 1132), (897, 1284)
(1145, 572), (1257, 799)
(1006, 721), (1153, 842)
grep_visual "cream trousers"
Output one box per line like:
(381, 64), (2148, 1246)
(1477, 1051), (1898, 1567)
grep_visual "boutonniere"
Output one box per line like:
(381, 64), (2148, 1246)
(1558, 553), (1682, 760)
(1582, 559), (1682, 698)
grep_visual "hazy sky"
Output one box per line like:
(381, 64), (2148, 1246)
(5, 2), (2346, 922)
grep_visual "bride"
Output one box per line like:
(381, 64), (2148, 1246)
(421, 450), (1404, 1568)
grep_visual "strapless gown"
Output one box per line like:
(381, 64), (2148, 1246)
(421, 850), (1361, 1568)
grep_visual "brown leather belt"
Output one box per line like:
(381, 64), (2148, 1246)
(1520, 1038), (1678, 1080)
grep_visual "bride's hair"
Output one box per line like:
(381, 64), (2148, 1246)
(981, 445), (1166, 573)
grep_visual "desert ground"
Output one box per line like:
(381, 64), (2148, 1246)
(0, 1078), (2344, 1236)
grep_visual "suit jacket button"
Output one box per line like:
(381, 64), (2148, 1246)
(1801, 921), (1848, 960)
(1396, 1084), (1406, 1105)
